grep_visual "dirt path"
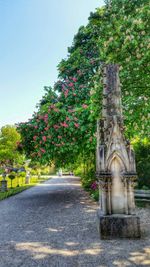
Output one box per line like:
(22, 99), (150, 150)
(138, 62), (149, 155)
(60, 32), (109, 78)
(0, 175), (149, 267)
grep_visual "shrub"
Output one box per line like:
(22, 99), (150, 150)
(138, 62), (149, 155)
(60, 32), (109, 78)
(133, 138), (150, 189)
(8, 172), (16, 188)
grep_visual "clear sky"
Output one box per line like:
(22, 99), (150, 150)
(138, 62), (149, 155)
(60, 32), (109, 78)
(0, 0), (104, 127)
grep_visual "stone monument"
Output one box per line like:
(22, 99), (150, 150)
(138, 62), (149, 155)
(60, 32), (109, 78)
(0, 172), (8, 192)
(25, 170), (30, 184)
(96, 64), (141, 239)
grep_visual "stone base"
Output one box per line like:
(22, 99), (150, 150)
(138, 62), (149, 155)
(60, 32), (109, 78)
(97, 210), (141, 239)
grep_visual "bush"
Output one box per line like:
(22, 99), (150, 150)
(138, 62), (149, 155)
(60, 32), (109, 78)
(0, 185), (32, 201)
(91, 189), (99, 201)
(133, 138), (150, 189)
(8, 172), (16, 188)
(80, 169), (96, 190)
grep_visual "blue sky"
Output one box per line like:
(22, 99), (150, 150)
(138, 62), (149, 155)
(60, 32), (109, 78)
(0, 0), (104, 127)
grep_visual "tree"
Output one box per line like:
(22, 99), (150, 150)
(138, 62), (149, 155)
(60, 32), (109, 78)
(0, 125), (23, 166)
(18, 0), (150, 170)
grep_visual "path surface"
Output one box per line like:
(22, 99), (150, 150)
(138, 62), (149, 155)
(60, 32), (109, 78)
(0, 176), (149, 267)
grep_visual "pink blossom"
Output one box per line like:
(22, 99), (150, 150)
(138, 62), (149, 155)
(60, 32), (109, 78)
(91, 181), (98, 190)
(34, 125), (38, 129)
(42, 136), (47, 142)
(45, 127), (49, 131)
(72, 77), (77, 82)
(73, 93), (76, 96)
(56, 144), (61, 147)
(58, 136), (62, 139)
(60, 122), (69, 128)
(53, 125), (60, 129)
(50, 104), (55, 109)
(64, 89), (69, 98)
(33, 136), (37, 141)
(82, 104), (88, 109)
(40, 148), (46, 153)
(74, 123), (79, 128)
(68, 82), (74, 87)
(66, 117), (70, 121)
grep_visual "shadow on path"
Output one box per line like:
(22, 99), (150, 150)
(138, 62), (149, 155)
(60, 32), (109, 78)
(0, 176), (149, 267)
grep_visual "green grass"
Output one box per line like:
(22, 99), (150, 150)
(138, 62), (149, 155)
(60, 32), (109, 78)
(0, 185), (33, 201)
(0, 175), (51, 201)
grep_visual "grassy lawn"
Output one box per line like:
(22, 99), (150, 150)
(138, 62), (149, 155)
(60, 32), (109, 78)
(0, 175), (51, 201)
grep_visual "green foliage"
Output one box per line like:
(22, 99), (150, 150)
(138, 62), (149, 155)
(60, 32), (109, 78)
(8, 172), (16, 180)
(133, 138), (150, 189)
(18, 171), (26, 178)
(0, 125), (23, 166)
(8, 172), (16, 188)
(97, 0), (150, 137)
(18, 0), (149, 189)
(91, 189), (99, 201)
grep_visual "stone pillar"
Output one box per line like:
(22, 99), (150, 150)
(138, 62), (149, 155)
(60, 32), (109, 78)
(96, 64), (141, 239)
(25, 171), (30, 184)
(0, 180), (8, 192)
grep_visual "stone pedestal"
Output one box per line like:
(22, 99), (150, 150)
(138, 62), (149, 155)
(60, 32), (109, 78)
(0, 180), (8, 192)
(97, 210), (141, 239)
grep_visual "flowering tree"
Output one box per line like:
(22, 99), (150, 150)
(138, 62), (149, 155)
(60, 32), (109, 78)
(18, 0), (149, 170)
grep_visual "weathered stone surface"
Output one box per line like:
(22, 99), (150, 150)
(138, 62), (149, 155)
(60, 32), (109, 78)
(96, 64), (137, 216)
(97, 210), (141, 239)
(96, 64), (141, 239)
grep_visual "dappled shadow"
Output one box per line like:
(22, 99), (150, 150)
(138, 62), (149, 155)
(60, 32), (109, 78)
(0, 176), (149, 267)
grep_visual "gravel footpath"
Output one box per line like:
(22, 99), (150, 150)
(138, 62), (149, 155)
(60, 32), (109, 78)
(0, 175), (149, 267)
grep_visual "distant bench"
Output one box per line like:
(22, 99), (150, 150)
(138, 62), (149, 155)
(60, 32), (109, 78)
(134, 189), (150, 203)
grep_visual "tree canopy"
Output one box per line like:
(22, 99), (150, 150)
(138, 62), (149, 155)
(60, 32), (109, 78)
(0, 125), (23, 166)
(18, 0), (150, 167)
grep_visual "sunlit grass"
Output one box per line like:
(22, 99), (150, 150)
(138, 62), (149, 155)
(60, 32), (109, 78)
(0, 175), (51, 201)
